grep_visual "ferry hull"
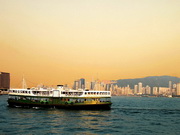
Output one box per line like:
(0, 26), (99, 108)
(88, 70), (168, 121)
(7, 100), (112, 110)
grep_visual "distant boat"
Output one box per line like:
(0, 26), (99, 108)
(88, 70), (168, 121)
(7, 85), (112, 110)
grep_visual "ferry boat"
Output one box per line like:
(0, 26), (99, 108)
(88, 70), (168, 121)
(7, 85), (112, 109)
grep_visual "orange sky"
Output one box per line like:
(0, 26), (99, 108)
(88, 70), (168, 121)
(0, 0), (180, 88)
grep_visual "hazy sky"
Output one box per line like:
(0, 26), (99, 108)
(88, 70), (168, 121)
(0, 0), (180, 87)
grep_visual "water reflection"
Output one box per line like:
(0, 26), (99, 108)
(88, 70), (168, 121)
(43, 109), (112, 134)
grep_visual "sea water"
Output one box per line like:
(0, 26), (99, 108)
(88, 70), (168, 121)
(0, 95), (180, 135)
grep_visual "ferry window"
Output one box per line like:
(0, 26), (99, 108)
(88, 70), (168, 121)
(82, 99), (85, 102)
(107, 98), (110, 101)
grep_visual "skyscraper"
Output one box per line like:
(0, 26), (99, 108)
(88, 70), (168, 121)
(177, 83), (180, 95)
(153, 87), (158, 95)
(80, 78), (85, 89)
(169, 81), (172, 91)
(138, 82), (143, 94)
(73, 80), (79, 90)
(145, 85), (151, 95)
(134, 85), (138, 94)
(90, 81), (95, 90)
(0, 72), (10, 91)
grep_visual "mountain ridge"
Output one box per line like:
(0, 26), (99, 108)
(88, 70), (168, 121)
(116, 75), (180, 88)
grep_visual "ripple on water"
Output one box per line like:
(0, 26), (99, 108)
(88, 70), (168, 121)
(1, 96), (180, 134)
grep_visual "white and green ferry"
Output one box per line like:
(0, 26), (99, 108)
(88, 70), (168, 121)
(8, 85), (112, 109)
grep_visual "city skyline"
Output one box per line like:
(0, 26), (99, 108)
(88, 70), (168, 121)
(1, 1), (180, 87)
(70, 77), (180, 97)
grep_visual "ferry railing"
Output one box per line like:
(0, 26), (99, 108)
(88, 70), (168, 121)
(61, 93), (111, 97)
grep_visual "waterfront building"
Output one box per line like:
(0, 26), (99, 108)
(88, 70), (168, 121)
(173, 84), (177, 89)
(134, 85), (138, 94)
(145, 85), (151, 95)
(73, 78), (86, 90)
(142, 87), (146, 95)
(79, 78), (85, 89)
(0, 72), (10, 91)
(90, 81), (95, 90)
(169, 81), (172, 91)
(152, 87), (158, 95)
(177, 83), (180, 95)
(73, 80), (79, 90)
(138, 82), (143, 94)
(159, 87), (169, 95)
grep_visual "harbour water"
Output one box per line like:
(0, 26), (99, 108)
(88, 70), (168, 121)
(0, 95), (180, 135)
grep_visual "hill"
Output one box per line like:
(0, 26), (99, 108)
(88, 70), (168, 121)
(116, 76), (180, 88)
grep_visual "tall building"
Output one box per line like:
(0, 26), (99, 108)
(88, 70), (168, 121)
(173, 84), (177, 89)
(145, 85), (151, 95)
(90, 81), (95, 90)
(0, 72), (10, 91)
(177, 83), (180, 95)
(73, 80), (79, 90)
(85, 81), (90, 90)
(73, 78), (86, 90)
(169, 81), (172, 91)
(79, 78), (85, 89)
(138, 82), (143, 94)
(134, 85), (138, 94)
(152, 87), (158, 95)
